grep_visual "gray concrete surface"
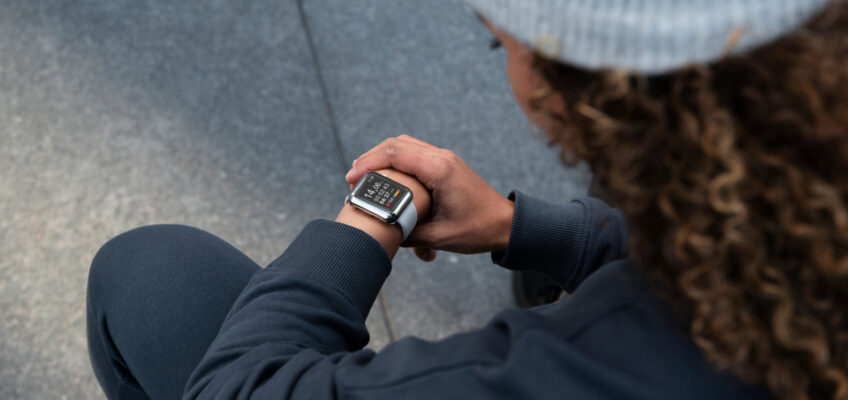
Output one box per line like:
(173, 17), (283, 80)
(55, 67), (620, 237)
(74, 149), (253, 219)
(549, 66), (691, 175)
(0, 0), (589, 398)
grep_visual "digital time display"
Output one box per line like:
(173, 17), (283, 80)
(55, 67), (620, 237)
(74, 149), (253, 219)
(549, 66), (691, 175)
(354, 172), (410, 212)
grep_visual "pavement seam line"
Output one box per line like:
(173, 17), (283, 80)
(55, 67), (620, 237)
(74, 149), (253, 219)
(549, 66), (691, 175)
(378, 291), (398, 342)
(295, 0), (347, 170)
(295, 0), (397, 344)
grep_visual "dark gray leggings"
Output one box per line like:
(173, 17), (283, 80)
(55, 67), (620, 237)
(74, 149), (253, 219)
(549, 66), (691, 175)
(86, 225), (260, 399)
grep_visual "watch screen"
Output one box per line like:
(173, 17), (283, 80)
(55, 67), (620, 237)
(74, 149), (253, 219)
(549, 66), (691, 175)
(354, 173), (410, 212)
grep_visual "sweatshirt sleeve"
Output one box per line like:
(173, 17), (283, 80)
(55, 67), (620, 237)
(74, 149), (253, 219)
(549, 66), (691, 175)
(180, 220), (548, 399)
(182, 219), (391, 399)
(491, 191), (628, 293)
(181, 203), (630, 399)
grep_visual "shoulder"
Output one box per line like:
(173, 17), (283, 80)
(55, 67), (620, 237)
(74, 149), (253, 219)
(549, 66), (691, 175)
(526, 260), (771, 399)
(334, 261), (770, 399)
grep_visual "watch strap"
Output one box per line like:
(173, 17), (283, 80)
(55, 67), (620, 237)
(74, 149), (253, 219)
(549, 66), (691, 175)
(396, 202), (417, 241)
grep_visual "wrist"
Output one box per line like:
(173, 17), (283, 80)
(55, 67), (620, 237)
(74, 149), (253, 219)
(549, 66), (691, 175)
(374, 169), (430, 223)
(336, 168), (431, 258)
(335, 204), (403, 258)
(491, 196), (515, 252)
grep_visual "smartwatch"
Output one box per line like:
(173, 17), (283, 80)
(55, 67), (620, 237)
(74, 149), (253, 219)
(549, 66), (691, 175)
(345, 171), (417, 240)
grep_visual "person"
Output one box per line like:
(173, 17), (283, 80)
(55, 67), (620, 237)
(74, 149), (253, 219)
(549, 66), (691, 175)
(86, 0), (848, 399)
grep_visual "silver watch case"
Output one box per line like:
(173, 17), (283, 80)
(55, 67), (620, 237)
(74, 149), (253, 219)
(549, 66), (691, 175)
(346, 172), (413, 224)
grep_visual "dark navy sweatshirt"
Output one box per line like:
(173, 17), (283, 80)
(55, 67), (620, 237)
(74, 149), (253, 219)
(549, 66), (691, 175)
(182, 191), (771, 399)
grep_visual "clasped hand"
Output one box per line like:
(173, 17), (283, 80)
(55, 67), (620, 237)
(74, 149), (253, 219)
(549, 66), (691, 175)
(346, 135), (514, 261)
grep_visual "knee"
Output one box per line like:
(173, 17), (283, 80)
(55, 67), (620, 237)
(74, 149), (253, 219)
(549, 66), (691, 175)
(87, 224), (212, 304)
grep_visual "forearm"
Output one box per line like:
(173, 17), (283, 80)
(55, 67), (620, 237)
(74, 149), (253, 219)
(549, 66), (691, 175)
(185, 169), (430, 398)
(335, 204), (403, 258)
(183, 220), (390, 399)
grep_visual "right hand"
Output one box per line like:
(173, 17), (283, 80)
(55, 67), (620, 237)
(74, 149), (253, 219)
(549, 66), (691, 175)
(345, 135), (514, 261)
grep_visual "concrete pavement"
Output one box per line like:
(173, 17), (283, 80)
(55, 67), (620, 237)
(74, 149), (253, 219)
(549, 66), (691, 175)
(0, 0), (588, 398)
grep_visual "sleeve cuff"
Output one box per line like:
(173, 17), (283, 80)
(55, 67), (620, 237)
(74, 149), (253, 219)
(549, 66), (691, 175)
(266, 219), (392, 318)
(491, 191), (589, 288)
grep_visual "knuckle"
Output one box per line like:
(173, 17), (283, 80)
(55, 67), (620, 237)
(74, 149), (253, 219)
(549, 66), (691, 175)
(383, 143), (400, 157)
(431, 155), (452, 174)
(440, 149), (460, 163)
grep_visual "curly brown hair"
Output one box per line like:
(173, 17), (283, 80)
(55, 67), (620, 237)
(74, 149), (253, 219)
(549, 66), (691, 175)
(531, 2), (848, 399)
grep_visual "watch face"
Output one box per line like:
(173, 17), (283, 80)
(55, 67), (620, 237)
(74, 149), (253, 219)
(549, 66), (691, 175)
(353, 172), (410, 213)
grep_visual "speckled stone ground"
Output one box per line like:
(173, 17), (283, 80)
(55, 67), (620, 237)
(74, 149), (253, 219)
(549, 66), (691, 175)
(0, 0), (588, 398)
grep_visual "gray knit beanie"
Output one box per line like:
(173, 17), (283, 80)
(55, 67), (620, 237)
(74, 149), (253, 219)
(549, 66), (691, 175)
(464, 0), (833, 74)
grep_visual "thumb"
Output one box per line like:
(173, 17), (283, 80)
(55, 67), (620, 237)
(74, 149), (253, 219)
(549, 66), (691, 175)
(402, 221), (443, 248)
(412, 247), (437, 262)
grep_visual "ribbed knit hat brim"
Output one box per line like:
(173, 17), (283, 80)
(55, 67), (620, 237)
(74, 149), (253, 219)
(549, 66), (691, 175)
(464, 0), (832, 74)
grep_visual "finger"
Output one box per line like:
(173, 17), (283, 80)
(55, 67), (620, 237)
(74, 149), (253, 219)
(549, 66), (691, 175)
(413, 247), (437, 262)
(351, 135), (438, 172)
(346, 140), (443, 186)
(346, 139), (431, 184)
(395, 134), (434, 147)
(400, 222), (441, 248)
(350, 137), (398, 170)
